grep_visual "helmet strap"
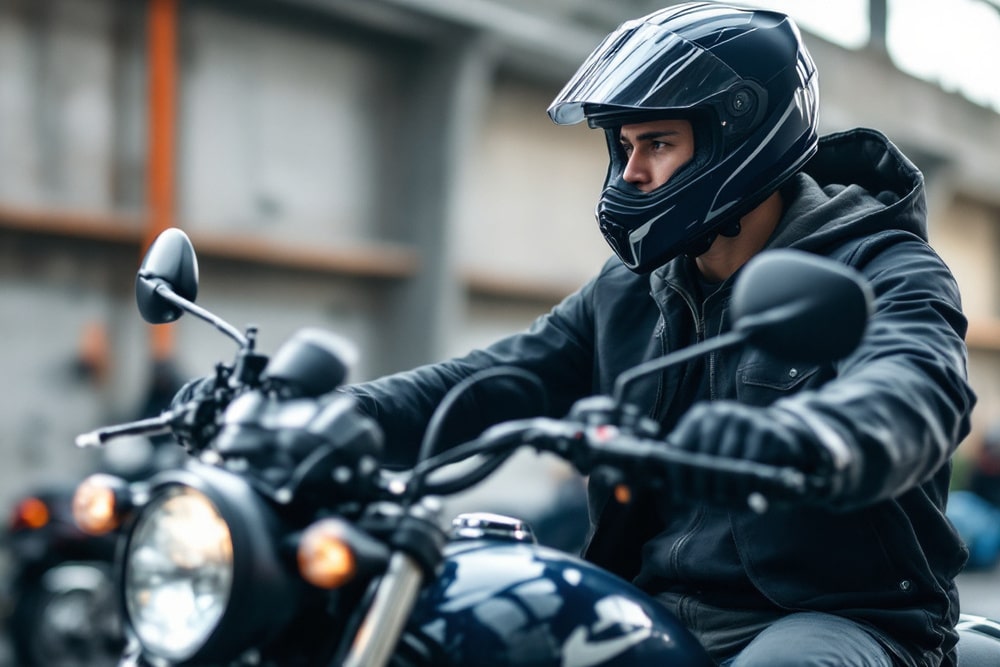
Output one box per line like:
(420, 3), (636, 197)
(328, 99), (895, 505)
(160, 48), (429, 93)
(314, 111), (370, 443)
(719, 220), (742, 238)
(683, 219), (741, 258)
(684, 232), (717, 258)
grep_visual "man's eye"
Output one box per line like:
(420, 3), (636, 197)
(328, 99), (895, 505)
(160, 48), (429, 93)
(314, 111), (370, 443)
(620, 144), (633, 157)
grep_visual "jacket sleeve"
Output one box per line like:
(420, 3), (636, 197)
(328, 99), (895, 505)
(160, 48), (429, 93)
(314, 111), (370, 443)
(340, 273), (600, 467)
(777, 233), (976, 509)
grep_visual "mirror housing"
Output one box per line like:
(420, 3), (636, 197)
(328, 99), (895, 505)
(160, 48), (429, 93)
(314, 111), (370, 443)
(731, 250), (872, 364)
(135, 228), (199, 324)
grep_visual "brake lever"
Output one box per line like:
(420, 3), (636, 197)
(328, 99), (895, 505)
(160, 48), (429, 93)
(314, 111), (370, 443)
(75, 388), (227, 452)
(75, 411), (178, 448)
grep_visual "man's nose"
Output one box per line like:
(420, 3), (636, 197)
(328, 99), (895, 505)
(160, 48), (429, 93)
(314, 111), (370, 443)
(622, 154), (648, 188)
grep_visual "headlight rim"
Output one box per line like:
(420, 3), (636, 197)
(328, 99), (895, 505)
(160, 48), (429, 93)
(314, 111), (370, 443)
(120, 462), (300, 664)
(123, 483), (234, 662)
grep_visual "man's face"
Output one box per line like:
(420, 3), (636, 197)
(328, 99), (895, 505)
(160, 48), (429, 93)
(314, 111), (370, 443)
(618, 119), (695, 192)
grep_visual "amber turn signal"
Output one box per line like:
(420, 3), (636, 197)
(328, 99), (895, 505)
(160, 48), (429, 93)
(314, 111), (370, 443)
(298, 519), (358, 590)
(72, 474), (128, 535)
(613, 483), (632, 505)
(11, 497), (50, 531)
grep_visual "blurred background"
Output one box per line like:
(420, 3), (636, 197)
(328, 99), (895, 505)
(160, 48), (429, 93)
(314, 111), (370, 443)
(3, 0), (1000, 662)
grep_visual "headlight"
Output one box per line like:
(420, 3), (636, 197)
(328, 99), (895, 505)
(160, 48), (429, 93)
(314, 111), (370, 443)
(125, 486), (233, 661)
(122, 463), (303, 664)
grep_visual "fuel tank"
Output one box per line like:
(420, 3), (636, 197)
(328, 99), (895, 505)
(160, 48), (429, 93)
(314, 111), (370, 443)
(400, 513), (712, 666)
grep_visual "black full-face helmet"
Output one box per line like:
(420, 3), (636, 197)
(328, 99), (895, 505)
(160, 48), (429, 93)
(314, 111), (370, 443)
(548, 2), (819, 273)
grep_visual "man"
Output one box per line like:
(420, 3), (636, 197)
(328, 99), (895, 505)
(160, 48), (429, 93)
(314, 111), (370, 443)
(345, 4), (975, 666)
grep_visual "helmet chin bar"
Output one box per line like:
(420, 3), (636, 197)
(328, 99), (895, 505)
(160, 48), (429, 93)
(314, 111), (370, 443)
(595, 116), (727, 271)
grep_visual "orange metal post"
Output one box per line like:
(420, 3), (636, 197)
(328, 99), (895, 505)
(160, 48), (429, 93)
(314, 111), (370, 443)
(146, 0), (178, 360)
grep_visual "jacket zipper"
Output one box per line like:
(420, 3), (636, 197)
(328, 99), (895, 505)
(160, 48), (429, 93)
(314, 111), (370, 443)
(649, 283), (704, 420)
(659, 281), (706, 579)
(707, 301), (728, 400)
(669, 505), (706, 583)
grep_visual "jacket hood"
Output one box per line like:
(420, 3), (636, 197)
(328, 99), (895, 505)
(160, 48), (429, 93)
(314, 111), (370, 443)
(770, 127), (928, 253)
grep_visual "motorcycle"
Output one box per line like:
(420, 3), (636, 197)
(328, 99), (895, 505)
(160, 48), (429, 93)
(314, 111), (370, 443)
(68, 227), (1000, 666)
(1, 358), (187, 667)
(2, 480), (121, 666)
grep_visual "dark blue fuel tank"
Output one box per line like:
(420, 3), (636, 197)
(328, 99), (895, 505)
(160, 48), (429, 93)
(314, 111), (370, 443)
(399, 514), (713, 667)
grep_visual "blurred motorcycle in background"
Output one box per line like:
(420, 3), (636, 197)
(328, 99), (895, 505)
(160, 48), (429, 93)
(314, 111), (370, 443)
(2, 476), (120, 667)
(1, 364), (185, 667)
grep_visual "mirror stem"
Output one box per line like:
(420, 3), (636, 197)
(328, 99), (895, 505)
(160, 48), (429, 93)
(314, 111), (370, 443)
(613, 330), (745, 405)
(151, 281), (250, 348)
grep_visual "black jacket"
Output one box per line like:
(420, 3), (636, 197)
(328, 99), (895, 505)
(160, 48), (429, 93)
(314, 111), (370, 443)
(347, 129), (975, 666)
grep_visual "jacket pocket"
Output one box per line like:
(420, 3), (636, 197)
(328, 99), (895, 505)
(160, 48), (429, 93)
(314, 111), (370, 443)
(735, 357), (825, 406)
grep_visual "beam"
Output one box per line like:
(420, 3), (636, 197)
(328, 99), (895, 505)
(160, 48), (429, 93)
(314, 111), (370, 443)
(147, 0), (179, 359)
(0, 205), (420, 280)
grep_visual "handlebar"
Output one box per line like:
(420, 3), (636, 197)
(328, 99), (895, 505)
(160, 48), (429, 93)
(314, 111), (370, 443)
(77, 401), (827, 513)
(411, 417), (827, 512)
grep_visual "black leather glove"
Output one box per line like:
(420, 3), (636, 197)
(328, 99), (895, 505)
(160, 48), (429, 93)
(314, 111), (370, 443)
(667, 400), (838, 509)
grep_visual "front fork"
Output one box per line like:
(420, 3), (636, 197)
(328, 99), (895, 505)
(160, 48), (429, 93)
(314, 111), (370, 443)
(338, 497), (447, 667)
(341, 551), (426, 667)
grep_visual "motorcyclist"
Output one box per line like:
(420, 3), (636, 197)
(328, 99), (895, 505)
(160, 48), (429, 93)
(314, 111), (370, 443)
(331, 3), (977, 665)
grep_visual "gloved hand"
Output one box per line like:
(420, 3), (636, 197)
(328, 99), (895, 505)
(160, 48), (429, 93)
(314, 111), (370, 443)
(666, 400), (837, 509)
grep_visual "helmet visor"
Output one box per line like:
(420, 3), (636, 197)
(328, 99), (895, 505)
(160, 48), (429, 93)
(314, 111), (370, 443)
(547, 22), (742, 126)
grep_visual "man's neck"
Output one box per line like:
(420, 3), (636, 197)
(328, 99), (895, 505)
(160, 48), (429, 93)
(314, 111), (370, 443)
(694, 191), (784, 283)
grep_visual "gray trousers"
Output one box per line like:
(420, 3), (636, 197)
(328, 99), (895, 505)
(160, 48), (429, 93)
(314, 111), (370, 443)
(718, 611), (895, 667)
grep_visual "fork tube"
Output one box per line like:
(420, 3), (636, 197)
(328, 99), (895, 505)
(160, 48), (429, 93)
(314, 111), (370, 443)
(341, 551), (425, 667)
